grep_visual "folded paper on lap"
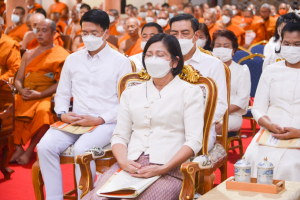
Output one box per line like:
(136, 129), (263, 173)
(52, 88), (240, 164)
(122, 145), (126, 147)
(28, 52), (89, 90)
(50, 121), (98, 134)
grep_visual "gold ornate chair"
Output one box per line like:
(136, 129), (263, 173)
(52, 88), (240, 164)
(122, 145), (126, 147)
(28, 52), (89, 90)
(76, 65), (218, 200)
(249, 40), (268, 54)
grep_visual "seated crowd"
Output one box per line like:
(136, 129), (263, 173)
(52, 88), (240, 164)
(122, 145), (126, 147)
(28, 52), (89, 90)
(0, 0), (300, 199)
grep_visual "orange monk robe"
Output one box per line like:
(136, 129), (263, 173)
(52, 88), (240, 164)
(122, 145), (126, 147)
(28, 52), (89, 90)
(7, 23), (29, 42)
(56, 20), (66, 33)
(27, 32), (64, 50)
(66, 26), (81, 36)
(253, 15), (263, 23)
(28, 3), (43, 14)
(208, 23), (222, 38)
(0, 3), (5, 16)
(163, 24), (170, 33)
(51, 2), (68, 21)
(198, 18), (204, 23)
(117, 33), (130, 47)
(125, 37), (143, 57)
(243, 22), (266, 44)
(140, 21), (147, 28)
(13, 46), (69, 145)
(226, 23), (245, 45)
(263, 17), (277, 41)
(232, 16), (243, 25)
(273, 14), (280, 19)
(109, 23), (120, 36)
(0, 35), (21, 81)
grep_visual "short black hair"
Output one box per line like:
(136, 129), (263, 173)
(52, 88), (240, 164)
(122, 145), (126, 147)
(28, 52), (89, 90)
(162, 3), (170, 8)
(126, 4), (133, 8)
(142, 33), (184, 77)
(212, 29), (239, 53)
(170, 13), (199, 33)
(15, 6), (25, 15)
(141, 22), (164, 34)
(80, 3), (91, 11)
(274, 13), (300, 42)
(34, 8), (47, 18)
(80, 9), (109, 30)
(184, 5), (194, 13)
(281, 21), (300, 40)
(109, 9), (119, 17)
(199, 23), (212, 51)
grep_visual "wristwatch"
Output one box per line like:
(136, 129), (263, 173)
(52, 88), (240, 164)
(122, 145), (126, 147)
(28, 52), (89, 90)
(57, 111), (66, 121)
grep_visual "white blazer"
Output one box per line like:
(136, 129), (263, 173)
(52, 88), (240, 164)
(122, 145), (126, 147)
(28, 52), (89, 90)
(111, 75), (204, 165)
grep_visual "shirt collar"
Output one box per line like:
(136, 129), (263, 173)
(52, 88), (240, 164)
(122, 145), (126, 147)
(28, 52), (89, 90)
(187, 47), (202, 64)
(85, 42), (110, 61)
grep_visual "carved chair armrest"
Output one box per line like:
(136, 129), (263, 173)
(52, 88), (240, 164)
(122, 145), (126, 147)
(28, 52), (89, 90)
(180, 162), (200, 200)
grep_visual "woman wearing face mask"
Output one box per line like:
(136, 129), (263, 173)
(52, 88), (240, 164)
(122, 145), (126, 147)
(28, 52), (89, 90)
(197, 23), (212, 51)
(244, 22), (300, 182)
(212, 30), (251, 135)
(263, 13), (300, 70)
(82, 33), (204, 200)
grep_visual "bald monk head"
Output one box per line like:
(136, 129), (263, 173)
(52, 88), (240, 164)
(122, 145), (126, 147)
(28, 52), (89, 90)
(157, 11), (169, 28)
(26, 0), (36, 8)
(31, 13), (45, 33)
(0, 17), (4, 38)
(50, 12), (61, 23)
(54, 0), (60, 3)
(183, 5), (194, 15)
(222, 7), (233, 25)
(25, 13), (33, 31)
(107, 9), (119, 26)
(270, 5), (277, 17)
(203, 8), (217, 27)
(71, 9), (80, 23)
(146, 10), (156, 23)
(12, 7), (26, 26)
(215, 5), (222, 20)
(203, 3), (210, 12)
(126, 17), (140, 38)
(248, 4), (257, 15)
(243, 8), (254, 24)
(260, 3), (271, 20)
(279, 3), (288, 15)
(36, 19), (56, 46)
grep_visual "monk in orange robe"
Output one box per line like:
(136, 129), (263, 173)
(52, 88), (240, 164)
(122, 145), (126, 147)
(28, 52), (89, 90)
(10, 19), (69, 165)
(108, 9), (120, 36)
(119, 18), (142, 56)
(27, 32), (64, 50)
(27, 0), (43, 14)
(139, 5), (147, 28)
(47, 0), (69, 22)
(260, 4), (276, 41)
(203, 9), (222, 38)
(0, 17), (21, 81)
(157, 11), (171, 34)
(5, 7), (28, 43)
(65, 9), (81, 40)
(0, 0), (5, 16)
(50, 12), (66, 33)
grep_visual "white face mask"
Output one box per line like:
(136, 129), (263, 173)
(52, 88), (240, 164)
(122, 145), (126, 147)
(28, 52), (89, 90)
(27, 4), (34, 9)
(169, 13), (175, 19)
(139, 12), (147, 19)
(232, 10), (237, 15)
(82, 32), (106, 51)
(145, 56), (172, 78)
(11, 14), (20, 23)
(145, 17), (155, 23)
(116, 25), (124, 33)
(178, 11), (184, 14)
(196, 38), (207, 48)
(222, 15), (231, 24)
(178, 35), (195, 55)
(157, 18), (169, 27)
(109, 15), (115, 23)
(33, 28), (37, 34)
(155, 10), (160, 15)
(141, 41), (147, 50)
(212, 47), (233, 62)
(281, 46), (300, 64)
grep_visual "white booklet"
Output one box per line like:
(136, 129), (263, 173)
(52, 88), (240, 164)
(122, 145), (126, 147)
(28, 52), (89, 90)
(97, 168), (160, 198)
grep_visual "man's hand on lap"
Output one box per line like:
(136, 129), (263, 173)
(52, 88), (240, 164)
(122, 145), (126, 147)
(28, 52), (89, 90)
(70, 115), (105, 126)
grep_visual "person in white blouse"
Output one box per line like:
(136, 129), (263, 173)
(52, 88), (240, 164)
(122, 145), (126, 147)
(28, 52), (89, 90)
(245, 22), (300, 181)
(212, 30), (251, 134)
(37, 10), (132, 200)
(263, 13), (300, 70)
(129, 22), (163, 72)
(82, 33), (204, 200)
(170, 13), (228, 151)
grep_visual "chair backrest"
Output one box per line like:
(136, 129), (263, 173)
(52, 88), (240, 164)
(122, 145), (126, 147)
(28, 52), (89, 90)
(107, 35), (118, 48)
(238, 46), (252, 55)
(238, 54), (264, 97)
(118, 65), (218, 156)
(233, 50), (250, 63)
(0, 80), (15, 133)
(61, 34), (72, 51)
(198, 46), (213, 56)
(249, 40), (268, 54)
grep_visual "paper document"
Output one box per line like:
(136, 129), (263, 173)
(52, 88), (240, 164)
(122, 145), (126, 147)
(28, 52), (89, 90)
(50, 121), (98, 134)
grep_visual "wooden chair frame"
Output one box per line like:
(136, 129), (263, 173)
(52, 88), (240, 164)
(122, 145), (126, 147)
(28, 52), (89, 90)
(227, 129), (244, 158)
(76, 65), (218, 200)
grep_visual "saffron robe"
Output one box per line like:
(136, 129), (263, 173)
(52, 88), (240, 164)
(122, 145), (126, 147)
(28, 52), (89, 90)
(66, 25), (81, 36)
(208, 23), (222, 38)
(28, 3), (43, 14)
(163, 24), (170, 33)
(0, 35), (21, 81)
(125, 37), (143, 57)
(226, 23), (245, 45)
(27, 32), (64, 50)
(7, 23), (29, 42)
(57, 20), (67, 33)
(109, 23), (120, 36)
(117, 33), (130, 48)
(13, 46), (69, 145)
(51, 2), (68, 21)
(263, 17), (277, 41)
(243, 22), (266, 44)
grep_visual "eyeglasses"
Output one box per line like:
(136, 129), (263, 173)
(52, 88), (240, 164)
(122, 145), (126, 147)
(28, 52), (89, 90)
(81, 30), (105, 37)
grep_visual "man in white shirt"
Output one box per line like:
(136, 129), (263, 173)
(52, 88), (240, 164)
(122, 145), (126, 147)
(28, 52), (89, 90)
(170, 13), (228, 151)
(129, 22), (163, 72)
(37, 10), (132, 200)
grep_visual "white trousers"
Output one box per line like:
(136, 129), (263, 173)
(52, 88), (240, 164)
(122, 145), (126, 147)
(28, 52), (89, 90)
(228, 114), (243, 132)
(37, 124), (115, 200)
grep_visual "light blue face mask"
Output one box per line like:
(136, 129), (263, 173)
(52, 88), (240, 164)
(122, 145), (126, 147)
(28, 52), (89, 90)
(169, 13), (175, 19)
(33, 28), (37, 34)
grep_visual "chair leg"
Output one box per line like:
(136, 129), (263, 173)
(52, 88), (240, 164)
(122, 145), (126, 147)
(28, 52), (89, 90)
(239, 139), (244, 159)
(203, 173), (214, 194)
(220, 162), (228, 182)
(73, 164), (78, 196)
(0, 136), (14, 179)
(31, 160), (45, 200)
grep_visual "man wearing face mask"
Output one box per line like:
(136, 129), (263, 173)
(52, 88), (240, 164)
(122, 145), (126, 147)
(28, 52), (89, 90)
(4, 7), (28, 43)
(157, 11), (170, 33)
(139, 5), (147, 27)
(221, 7), (245, 45)
(65, 9), (81, 40)
(26, 0), (43, 14)
(167, 6), (177, 19)
(37, 10), (132, 199)
(278, 3), (288, 16)
(0, 16), (21, 82)
(170, 14), (228, 151)
(119, 17), (143, 56)
(270, 5), (279, 19)
(241, 8), (266, 49)
(108, 9), (120, 36)
(203, 8), (222, 38)
(129, 22), (163, 72)
(260, 3), (276, 41)
(145, 10), (157, 23)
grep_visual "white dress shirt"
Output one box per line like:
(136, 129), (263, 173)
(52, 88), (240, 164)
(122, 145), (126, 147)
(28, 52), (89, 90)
(263, 36), (282, 70)
(111, 76), (204, 164)
(129, 52), (143, 72)
(55, 43), (132, 124)
(228, 61), (251, 131)
(245, 60), (300, 181)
